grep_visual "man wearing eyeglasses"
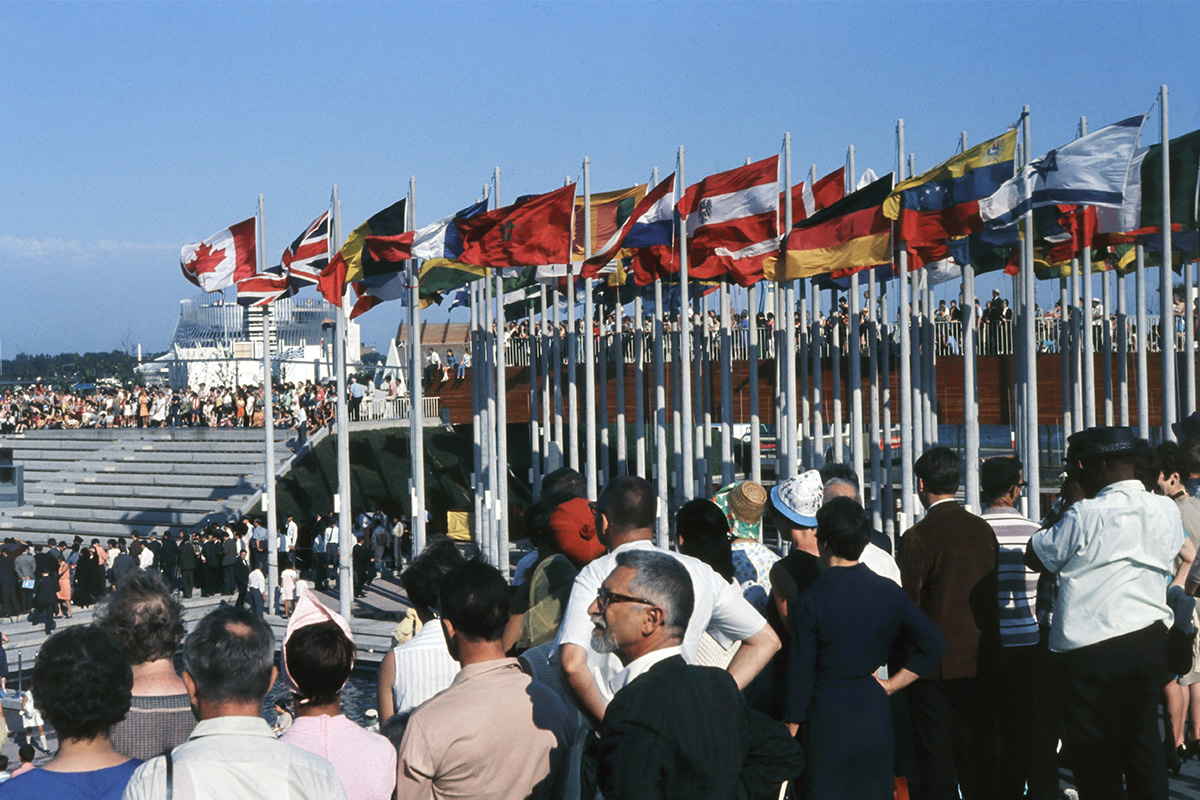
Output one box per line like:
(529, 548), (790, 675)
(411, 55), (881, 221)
(554, 476), (780, 728)
(979, 455), (1052, 800)
(581, 549), (802, 800)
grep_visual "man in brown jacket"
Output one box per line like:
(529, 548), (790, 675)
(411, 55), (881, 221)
(898, 446), (999, 800)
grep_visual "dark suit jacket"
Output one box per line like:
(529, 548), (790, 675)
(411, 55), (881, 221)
(586, 655), (803, 800)
(898, 501), (998, 681)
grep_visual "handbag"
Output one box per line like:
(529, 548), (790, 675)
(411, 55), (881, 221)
(20, 578), (34, 590)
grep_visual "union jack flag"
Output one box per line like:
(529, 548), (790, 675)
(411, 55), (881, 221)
(282, 211), (331, 287)
(236, 265), (293, 307)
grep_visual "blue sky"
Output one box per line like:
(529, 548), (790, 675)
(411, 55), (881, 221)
(2, 1), (1197, 357)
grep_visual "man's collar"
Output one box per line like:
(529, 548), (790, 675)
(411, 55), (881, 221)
(451, 657), (521, 686)
(926, 497), (957, 511)
(190, 715), (275, 740)
(608, 538), (656, 555)
(608, 645), (683, 695)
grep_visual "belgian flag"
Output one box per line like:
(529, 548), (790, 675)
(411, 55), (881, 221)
(318, 199), (407, 305)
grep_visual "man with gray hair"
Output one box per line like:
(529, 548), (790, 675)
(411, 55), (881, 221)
(122, 606), (346, 800)
(583, 549), (802, 799)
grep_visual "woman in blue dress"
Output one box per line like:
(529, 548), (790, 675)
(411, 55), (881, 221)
(785, 497), (946, 799)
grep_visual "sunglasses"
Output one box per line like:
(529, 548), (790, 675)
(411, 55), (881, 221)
(596, 586), (657, 612)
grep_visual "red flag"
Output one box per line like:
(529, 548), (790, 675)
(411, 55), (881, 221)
(364, 232), (416, 263)
(679, 156), (779, 286)
(781, 167), (846, 226)
(180, 217), (257, 293)
(456, 184), (576, 268)
(318, 252), (348, 306)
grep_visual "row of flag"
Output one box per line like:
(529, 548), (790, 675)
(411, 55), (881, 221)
(180, 108), (1200, 321)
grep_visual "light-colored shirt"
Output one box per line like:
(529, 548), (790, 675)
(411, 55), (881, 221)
(249, 569), (266, 595)
(983, 506), (1041, 648)
(859, 542), (901, 585)
(121, 715), (347, 800)
(553, 539), (766, 703)
(397, 658), (571, 800)
(391, 620), (460, 717)
(281, 714), (396, 800)
(608, 645), (683, 696)
(1031, 479), (1182, 652)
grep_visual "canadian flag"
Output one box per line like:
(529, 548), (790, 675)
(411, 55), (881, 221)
(181, 217), (258, 293)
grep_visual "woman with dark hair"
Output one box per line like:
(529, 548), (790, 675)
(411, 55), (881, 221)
(2, 626), (140, 799)
(785, 497), (946, 799)
(280, 594), (396, 800)
(93, 570), (194, 759)
(675, 498), (735, 582)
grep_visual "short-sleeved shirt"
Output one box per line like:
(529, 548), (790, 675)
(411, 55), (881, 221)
(391, 621), (461, 717)
(1031, 479), (1181, 653)
(982, 506), (1042, 648)
(553, 539), (766, 702)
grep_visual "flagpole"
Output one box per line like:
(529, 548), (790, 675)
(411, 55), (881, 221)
(1161, 85), (1177, 440)
(1073, 119), (1096, 429)
(700, 291), (713, 494)
(719, 279), (734, 487)
(581, 159), (600, 498)
(492, 168), (510, 572)
(809, 163), (824, 469)
(256, 194), (280, 614)
(678, 146), (695, 500)
(599, 295), (610, 480)
(881, 272), (895, 543)
(1059, 276), (1072, 438)
(529, 289), (542, 498)
(408, 176), (427, 561)
(748, 280), (762, 484)
(1117, 269), (1130, 426)
(616, 282), (628, 476)
(540, 290), (553, 471)
(1189, 257), (1198, 417)
(1103, 269), (1115, 424)
(897, 119), (915, 526)
(653, 273), (670, 546)
(924, 266), (939, 445)
(331, 186), (353, 620)
(1070, 256), (1084, 430)
(868, 261), (882, 529)
(847, 146), (865, 490)
(470, 268), (484, 556)
(1136, 244), (1150, 437)
(780, 135), (795, 478)
(482, 248), (497, 564)
(551, 287), (564, 469)
(908, 154), (925, 460)
(634, 281), (647, 480)
(1021, 106), (1042, 516)
(960, 132), (981, 512)
(567, 203), (580, 476)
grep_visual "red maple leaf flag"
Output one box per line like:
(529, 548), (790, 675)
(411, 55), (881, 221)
(456, 184), (575, 268)
(180, 217), (258, 293)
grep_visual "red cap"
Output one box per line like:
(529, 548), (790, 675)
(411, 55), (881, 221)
(547, 497), (605, 569)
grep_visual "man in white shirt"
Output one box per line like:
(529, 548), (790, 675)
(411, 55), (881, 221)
(122, 606), (345, 800)
(1028, 426), (1183, 800)
(555, 476), (779, 727)
(284, 516), (298, 555)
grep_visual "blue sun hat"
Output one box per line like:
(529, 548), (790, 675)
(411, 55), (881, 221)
(770, 469), (824, 528)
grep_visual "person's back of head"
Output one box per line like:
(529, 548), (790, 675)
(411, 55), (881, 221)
(597, 475), (657, 539)
(94, 569), (186, 666)
(1157, 441), (1188, 485)
(1182, 438), (1200, 480)
(541, 467), (586, 499)
(183, 605), (275, 709)
(980, 455), (1023, 506)
(17, 745), (34, 765)
(1132, 439), (1160, 492)
(33, 626), (132, 742)
(818, 462), (859, 494)
(284, 620), (355, 707)
(438, 560), (510, 643)
(914, 446), (961, 497)
(675, 499), (734, 582)
(815, 497), (871, 562)
(401, 536), (465, 615)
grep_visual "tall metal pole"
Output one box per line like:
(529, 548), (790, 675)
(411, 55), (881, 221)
(780, 139), (797, 477)
(881, 276), (895, 542)
(897, 119), (915, 526)
(1117, 270), (1130, 426)
(616, 288), (628, 476)
(748, 282), (762, 483)
(847, 146), (864, 488)
(1022, 106), (1042, 516)
(331, 186), (353, 619)
(482, 245), (497, 563)
(1078, 118), (1096, 429)
(551, 288), (564, 469)
(1102, 269), (1115, 425)
(1161, 85), (1177, 441)
(470, 277), (484, 559)
(961, 132), (980, 512)
(1059, 277), (1072, 438)
(653, 275), (669, 546)
(1136, 245), (1150, 437)
(868, 260), (882, 529)
(634, 287), (646, 479)
(256, 195), (280, 612)
(493, 168), (509, 571)
(1070, 257), (1084, 430)
(678, 146), (695, 499)
(529, 296), (542, 497)
(408, 177), (426, 560)
(582, 159), (599, 495)
(1186, 256), (1197, 417)
(567, 225), (580, 474)
(719, 280), (734, 486)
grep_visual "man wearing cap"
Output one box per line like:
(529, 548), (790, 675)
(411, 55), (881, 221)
(555, 476), (780, 728)
(1028, 426), (1184, 800)
(898, 446), (998, 800)
(979, 455), (1053, 800)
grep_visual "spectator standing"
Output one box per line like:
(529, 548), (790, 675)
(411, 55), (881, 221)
(280, 594), (397, 800)
(122, 606), (346, 800)
(898, 446), (999, 800)
(2, 627), (140, 800)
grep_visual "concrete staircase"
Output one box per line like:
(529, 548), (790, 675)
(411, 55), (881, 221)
(0, 427), (322, 544)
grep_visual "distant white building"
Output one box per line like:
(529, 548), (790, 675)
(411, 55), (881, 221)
(154, 294), (364, 390)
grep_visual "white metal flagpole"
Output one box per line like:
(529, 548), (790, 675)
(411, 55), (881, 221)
(256, 195), (280, 614)
(408, 177), (426, 559)
(1161, 84), (1177, 441)
(896, 120), (915, 526)
(1022, 106), (1042, 516)
(678, 146), (695, 500)
(583, 159), (599, 496)
(330, 185), (353, 619)
(493, 167), (509, 572)
(1136, 244), (1150, 437)
(847, 146), (864, 489)
(961, 132), (981, 512)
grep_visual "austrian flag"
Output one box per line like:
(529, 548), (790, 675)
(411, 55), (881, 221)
(679, 155), (780, 286)
(181, 217), (257, 293)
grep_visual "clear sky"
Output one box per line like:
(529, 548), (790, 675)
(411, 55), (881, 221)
(2, 1), (1197, 357)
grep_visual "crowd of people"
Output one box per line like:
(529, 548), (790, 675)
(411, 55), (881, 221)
(4, 417), (1200, 800)
(0, 381), (349, 435)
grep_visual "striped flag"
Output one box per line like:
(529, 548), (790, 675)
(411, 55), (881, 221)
(679, 155), (779, 286)
(581, 174), (675, 282)
(236, 265), (293, 307)
(282, 211), (331, 288)
(773, 173), (894, 280)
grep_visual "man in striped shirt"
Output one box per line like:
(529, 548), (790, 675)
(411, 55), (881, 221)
(980, 455), (1053, 800)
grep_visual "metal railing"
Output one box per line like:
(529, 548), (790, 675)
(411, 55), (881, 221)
(360, 395), (441, 423)
(481, 315), (1185, 366)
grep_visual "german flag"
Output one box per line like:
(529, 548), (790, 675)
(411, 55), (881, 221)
(771, 174), (893, 281)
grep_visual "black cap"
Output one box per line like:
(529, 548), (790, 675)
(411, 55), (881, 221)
(1172, 410), (1200, 443)
(1077, 426), (1139, 459)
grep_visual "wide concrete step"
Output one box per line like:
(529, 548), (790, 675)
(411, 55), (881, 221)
(3, 504), (230, 526)
(44, 484), (243, 502)
(106, 451), (269, 466)
(87, 461), (264, 477)
(0, 516), (229, 538)
(21, 495), (234, 515)
(115, 440), (278, 454)
(36, 473), (257, 490)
